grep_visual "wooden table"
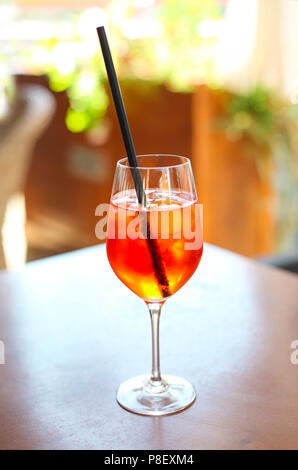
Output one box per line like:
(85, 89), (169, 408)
(0, 244), (297, 450)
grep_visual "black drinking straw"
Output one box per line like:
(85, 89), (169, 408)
(96, 25), (170, 297)
(97, 26), (145, 207)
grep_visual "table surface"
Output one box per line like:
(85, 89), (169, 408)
(0, 243), (297, 450)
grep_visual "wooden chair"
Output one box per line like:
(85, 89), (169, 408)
(0, 85), (55, 269)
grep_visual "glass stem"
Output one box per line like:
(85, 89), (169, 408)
(147, 302), (163, 385)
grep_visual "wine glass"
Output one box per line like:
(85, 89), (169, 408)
(106, 154), (203, 416)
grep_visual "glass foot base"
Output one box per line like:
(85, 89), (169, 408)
(116, 375), (196, 416)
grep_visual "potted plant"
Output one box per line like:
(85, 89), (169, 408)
(192, 85), (297, 256)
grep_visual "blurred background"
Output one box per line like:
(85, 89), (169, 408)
(0, 0), (297, 271)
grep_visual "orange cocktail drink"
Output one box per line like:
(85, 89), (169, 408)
(107, 189), (203, 302)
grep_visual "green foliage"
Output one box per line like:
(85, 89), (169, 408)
(222, 86), (278, 145)
(218, 86), (297, 166)
(44, 0), (221, 133)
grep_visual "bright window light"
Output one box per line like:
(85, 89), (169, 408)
(77, 8), (108, 40)
(53, 42), (76, 75)
(133, 0), (155, 8)
(197, 19), (223, 39)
